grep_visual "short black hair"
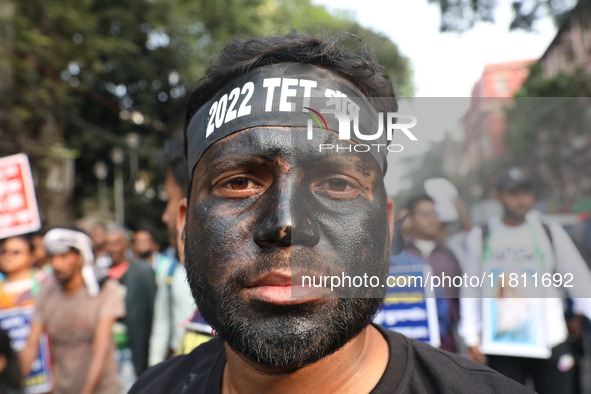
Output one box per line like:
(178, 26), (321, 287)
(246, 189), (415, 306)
(159, 140), (189, 196)
(135, 227), (160, 245)
(405, 194), (435, 213)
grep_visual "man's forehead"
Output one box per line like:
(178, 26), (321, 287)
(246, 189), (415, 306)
(196, 126), (380, 176)
(185, 63), (390, 177)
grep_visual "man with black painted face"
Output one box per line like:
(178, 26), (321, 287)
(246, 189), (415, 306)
(131, 32), (530, 393)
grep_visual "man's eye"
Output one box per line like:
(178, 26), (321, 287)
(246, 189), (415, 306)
(315, 177), (361, 199)
(225, 178), (253, 190)
(326, 179), (349, 192)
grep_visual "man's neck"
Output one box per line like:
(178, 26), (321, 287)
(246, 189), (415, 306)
(502, 215), (526, 227)
(62, 274), (84, 295)
(6, 268), (33, 283)
(94, 246), (107, 257)
(221, 324), (389, 394)
(35, 260), (48, 270)
(412, 235), (436, 242)
(108, 260), (129, 280)
(111, 258), (126, 267)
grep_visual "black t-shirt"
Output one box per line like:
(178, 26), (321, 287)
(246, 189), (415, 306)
(131, 324), (532, 393)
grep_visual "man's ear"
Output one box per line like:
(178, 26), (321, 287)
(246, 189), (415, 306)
(387, 197), (395, 244)
(176, 198), (188, 264)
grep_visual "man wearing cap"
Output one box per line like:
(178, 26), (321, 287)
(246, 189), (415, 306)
(459, 168), (591, 393)
(131, 32), (530, 393)
(20, 226), (125, 394)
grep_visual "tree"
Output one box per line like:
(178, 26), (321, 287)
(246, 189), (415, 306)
(427, 0), (580, 32)
(503, 69), (591, 210)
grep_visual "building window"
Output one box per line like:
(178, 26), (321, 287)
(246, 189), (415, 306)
(495, 78), (508, 95)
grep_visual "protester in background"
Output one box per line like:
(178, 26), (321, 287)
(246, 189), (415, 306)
(0, 235), (51, 309)
(396, 207), (413, 237)
(459, 168), (591, 394)
(91, 223), (108, 258)
(438, 198), (472, 260)
(133, 228), (172, 284)
(159, 140), (189, 260)
(572, 210), (591, 270)
(149, 140), (201, 367)
(106, 227), (156, 382)
(569, 210), (591, 393)
(30, 230), (49, 272)
(132, 228), (161, 270)
(0, 328), (22, 394)
(0, 234), (53, 393)
(20, 227), (124, 394)
(381, 250), (452, 350)
(91, 223), (111, 269)
(403, 194), (461, 353)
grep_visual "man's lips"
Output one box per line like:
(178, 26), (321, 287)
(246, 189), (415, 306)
(243, 272), (328, 305)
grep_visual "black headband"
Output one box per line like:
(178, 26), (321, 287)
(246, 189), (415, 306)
(186, 63), (392, 176)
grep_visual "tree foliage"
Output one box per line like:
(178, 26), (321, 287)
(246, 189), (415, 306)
(428, 0), (579, 32)
(502, 68), (591, 210)
(0, 0), (414, 236)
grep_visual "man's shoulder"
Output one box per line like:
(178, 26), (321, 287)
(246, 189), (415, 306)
(33, 280), (61, 306)
(131, 336), (225, 394)
(128, 260), (156, 278)
(129, 259), (153, 271)
(99, 278), (120, 294)
(377, 327), (532, 393)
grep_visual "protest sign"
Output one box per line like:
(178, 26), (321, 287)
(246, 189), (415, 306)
(374, 265), (440, 347)
(0, 154), (41, 238)
(0, 307), (52, 393)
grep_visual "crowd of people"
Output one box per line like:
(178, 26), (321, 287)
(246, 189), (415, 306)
(1, 31), (591, 393)
(395, 168), (591, 393)
(0, 140), (208, 393)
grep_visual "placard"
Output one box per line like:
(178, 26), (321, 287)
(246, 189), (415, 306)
(0, 154), (41, 238)
(374, 265), (440, 347)
(480, 296), (550, 359)
(0, 307), (53, 393)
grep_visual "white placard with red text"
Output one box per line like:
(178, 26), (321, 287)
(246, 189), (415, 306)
(0, 153), (41, 238)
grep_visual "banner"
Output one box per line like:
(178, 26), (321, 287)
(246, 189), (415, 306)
(374, 265), (440, 347)
(0, 307), (53, 393)
(0, 154), (41, 238)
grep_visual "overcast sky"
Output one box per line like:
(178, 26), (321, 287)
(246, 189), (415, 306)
(313, 0), (558, 97)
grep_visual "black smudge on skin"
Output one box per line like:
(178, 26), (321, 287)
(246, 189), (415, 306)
(184, 126), (391, 369)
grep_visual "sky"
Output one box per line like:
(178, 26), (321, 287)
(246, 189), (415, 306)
(313, 0), (558, 97)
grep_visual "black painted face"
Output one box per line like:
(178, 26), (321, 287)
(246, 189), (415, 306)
(184, 126), (391, 369)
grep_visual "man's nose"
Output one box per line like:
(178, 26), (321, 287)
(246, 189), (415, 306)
(253, 180), (319, 248)
(51, 256), (63, 268)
